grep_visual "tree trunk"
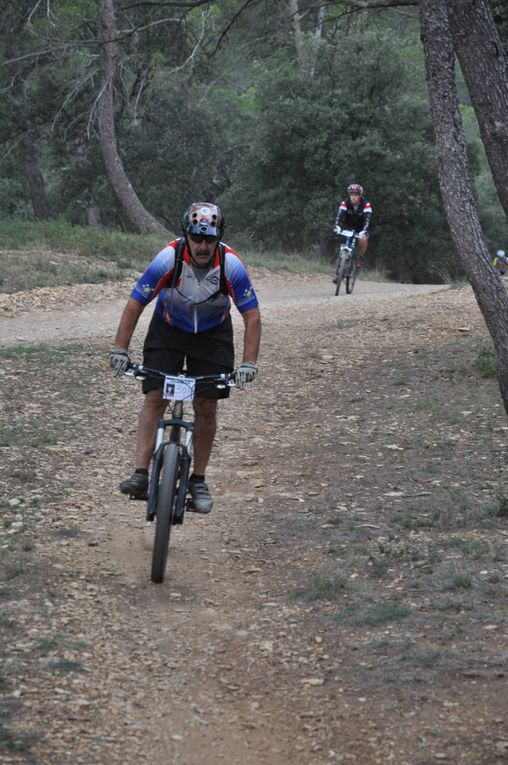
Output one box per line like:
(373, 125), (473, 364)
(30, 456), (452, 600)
(447, 0), (508, 218)
(20, 131), (51, 220)
(309, 4), (326, 79)
(286, 0), (306, 73)
(96, 0), (167, 235)
(315, 5), (326, 39)
(420, 0), (508, 415)
(87, 198), (103, 228)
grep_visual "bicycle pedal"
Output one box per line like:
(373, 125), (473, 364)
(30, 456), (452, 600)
(128, 493), (148, 501)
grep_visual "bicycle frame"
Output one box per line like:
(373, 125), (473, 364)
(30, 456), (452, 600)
(339, 232), (358, 267)
(334, 229), (359, 295)
(123, 363), (236, 582)
(126, 364), (234, 523)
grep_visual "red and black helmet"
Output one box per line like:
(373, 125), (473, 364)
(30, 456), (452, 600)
(182, 202), (225, 238)
(347, 183), (363, 195)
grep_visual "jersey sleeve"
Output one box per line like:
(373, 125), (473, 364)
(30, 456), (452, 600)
(224, 249), (259, 313)
(363, 201), (373, 230)
(336, 201), (347, 227)
(130, 243), (176, 305)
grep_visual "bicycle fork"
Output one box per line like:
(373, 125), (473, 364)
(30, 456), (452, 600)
(145, 417), (194, 524)
(174, 427), (193, 524)
(146, 422), (165, 523)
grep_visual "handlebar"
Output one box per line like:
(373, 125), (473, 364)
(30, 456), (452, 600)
(336, 228), (359, 240)
(125, 362), (236, 387)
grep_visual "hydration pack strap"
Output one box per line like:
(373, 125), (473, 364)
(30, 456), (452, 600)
(171, 237), (228, 296)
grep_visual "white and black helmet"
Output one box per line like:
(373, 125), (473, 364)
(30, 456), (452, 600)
(182, 202), (225, 238)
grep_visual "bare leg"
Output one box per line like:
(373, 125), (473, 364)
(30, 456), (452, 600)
(358, 236), (368, 261)
(135, 389), (168, 469)
(192, 397), (218, 475)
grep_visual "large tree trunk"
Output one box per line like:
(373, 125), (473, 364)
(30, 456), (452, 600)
(447, 0), (508, 218)
(420, 0), (508, 415)
(96, 0), (167, 235)
(20, 131), (51, 220)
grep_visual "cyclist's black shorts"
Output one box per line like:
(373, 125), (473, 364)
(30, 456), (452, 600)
(142, 313), (234, 399)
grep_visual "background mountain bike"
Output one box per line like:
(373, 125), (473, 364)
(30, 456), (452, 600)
(126, 363), (235, 583)
(333, 229), (360, 296)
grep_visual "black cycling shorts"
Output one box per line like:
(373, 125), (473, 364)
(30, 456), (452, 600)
(142, 312), (234, 399)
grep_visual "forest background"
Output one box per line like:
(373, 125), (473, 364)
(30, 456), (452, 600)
(1, 0), (507, 284)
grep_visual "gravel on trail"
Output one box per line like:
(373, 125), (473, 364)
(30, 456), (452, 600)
(1, 270), (507, 765)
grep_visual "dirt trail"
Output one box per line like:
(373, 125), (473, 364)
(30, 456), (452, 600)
(1, 272), (507, 765)
(0, 270), (446, 346)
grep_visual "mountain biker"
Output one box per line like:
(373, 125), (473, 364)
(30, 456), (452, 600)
(333, 183), (372, 282)
(493, 249), (508, 276)
(108, 202), (261, 514)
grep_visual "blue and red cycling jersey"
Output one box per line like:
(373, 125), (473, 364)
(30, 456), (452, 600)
(131, 239), (259, 334)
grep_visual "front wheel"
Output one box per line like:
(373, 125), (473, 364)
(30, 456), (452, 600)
(334, 254), (347, 296)
(151, 442), (180, 583)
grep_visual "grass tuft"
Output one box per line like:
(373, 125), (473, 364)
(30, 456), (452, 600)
(474, 349), (496, 379)
(492, 495), (508, 518)
(294, 574), (348, 601)
(47, 659), (84, 674)
(363, 265), (390, 282)
(436, 563), (474, 592)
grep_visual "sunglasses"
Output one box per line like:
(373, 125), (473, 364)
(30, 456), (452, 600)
(188, 233), (218, 244)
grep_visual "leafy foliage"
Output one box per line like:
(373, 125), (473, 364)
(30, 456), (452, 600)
(225, 29), (454, 281)
(0, 1), (505, 282)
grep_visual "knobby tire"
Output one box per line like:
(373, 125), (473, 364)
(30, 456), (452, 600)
(346, 261), (358, 294)
(151, 442), (180, 583)
(334, 256), (346, 296)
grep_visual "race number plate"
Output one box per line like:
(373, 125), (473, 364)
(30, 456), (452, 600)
(163, 375), (196, 401)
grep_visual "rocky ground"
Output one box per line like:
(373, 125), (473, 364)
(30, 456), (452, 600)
(0, 268), (507, 765)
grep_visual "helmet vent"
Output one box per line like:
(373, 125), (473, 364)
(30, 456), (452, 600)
(182, 202), (224, 237)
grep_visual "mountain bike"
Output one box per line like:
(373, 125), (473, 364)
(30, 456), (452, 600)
(333, 229), (360, 296)
(125, 363), (235, 583)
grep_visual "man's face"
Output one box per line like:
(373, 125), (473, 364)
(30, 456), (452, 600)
(187, 233), (219, 267)
(349, 192), (361, 205)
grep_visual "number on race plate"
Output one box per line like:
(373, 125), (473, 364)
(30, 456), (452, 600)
(163, 375), (196, 401)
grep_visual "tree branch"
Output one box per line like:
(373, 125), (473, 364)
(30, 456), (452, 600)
(308, 0), (418, 9)
(212, 0), (265, 55)
(118, 0), (217, 10)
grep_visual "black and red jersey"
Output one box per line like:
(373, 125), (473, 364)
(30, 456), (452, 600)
(335, 197), (372, 233)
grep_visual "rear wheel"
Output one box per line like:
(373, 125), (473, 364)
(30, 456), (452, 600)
(346, 260), (358, 294)
(151, 443), (180, 583)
